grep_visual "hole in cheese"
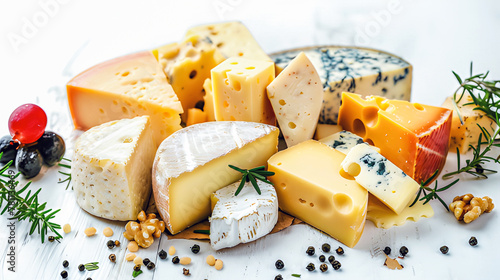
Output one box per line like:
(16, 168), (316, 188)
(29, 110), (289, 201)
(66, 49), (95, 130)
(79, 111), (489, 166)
(363, 106), (379, 127)
(353, 119), (366, 137)
(189, 70), (197, 79)
(346, 163), (361, 177)
(309, 203), (314, 207)
(121, 71), (130, 77)
(230, 61), (238, 65)
(232, 80), (241, 91)
(413, 103), (424, 111)
(339, 169), (355, 180)
(299, 198), (306, 203)
(288, 122), (296, 129)
(246, 66), (255, 70)
(376, 98), (390, 111)
(279, 99), (286, 106)
(365, 138), (375, 146)
(332, 193), (353, 215)
(223, 101), (229, 108)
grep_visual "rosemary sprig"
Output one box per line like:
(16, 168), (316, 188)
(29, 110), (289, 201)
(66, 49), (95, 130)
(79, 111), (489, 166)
(410, 170), (459, 211)
(0, 158), (62, 243)
(228, 165), (275, 196)
(58, 157), (72, 190)
(85, 262), (99, 271)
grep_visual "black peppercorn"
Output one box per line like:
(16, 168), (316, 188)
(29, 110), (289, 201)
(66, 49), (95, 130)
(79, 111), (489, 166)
(143, 258), (151, 266)
(275, 259), (284, 269)
(62, 260), (69, 268)
(383, 246), (391, 255)
(306, 246), (315, 256)
(274, 274), (283, 280)
(440, 246), (449, 254)
(322, 243), (331, 252)
(306, 263), (315, 271)
(107, 240), (115, 249)
(159, 249), (167, 260)
(78, 264), (85, 271)
(469, 236), (478, 246)
(109, 254), (116, 262)
(320, 263), (328, 272)
(134, 264), (141, 271)
(319, 255), (326, 262)
(147, 261), (156, 270)
(191, 244), (201, 254)
(86, 278), (92, 280)
(60, 270), (68, 278)
(328, 255), (335, 264)
(332, 260), (341, 270)
(399, 246), (409, 257)
(172, 256), (180, 264)
(336, 246), (344, 255)
(49, 236), (55, 242)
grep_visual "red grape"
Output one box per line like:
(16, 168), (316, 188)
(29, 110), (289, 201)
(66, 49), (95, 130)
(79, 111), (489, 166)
(8, 104), (47, 144)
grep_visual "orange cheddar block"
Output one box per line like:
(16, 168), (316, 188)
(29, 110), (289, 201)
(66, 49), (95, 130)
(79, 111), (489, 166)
(186, 108), (208, 126)
(338, 92), (452, 184)
(67, 51), (183, 146)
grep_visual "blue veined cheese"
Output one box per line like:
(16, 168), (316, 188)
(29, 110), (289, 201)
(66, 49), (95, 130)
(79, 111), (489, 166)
(210, 180), (278, 250)
(271, 46), (412, 124)
(319, 130), (379, 155)
(341, 144), (420, 215)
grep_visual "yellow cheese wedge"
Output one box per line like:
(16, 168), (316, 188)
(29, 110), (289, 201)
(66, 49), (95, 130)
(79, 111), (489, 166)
(367, 194), (434, 229)
(152, 121), (279, 234)
(338, 92), (452, 184)
(442, 93), (497, 154)
(314, 124), (343, 140)
(211, 57), (276, 125)
(203, 78), (216, 121)
(66, 51), (183, 145)
(153, 35), (225, 122)
(186, 108), (207, 126)
(268, 140), (368, 248)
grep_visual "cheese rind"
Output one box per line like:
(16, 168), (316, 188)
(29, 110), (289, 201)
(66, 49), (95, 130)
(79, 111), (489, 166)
(211, 57), (276, 125)
(267, 52), (323, 147)
(341, 144), (420, 214)
(153, 35), (225, 122)
(73, 116), (156, 221)
(268, 140), (368, 248)
(67, 51), (183, 145)
(152, 121), (279, 234)
(319, 130), (380, 155)
(338, 92), (452, 184)
(271, 46), (412, 124)
(442, 93), (497, 154)
(209, 180), (278, 250)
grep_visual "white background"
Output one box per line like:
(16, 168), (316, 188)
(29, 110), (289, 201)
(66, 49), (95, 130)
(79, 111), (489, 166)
(1, 0), (500, 279)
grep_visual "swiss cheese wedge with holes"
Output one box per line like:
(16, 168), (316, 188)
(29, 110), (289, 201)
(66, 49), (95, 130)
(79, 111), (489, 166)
(338, 92), (452, 184)
(66, 51), (183, 146)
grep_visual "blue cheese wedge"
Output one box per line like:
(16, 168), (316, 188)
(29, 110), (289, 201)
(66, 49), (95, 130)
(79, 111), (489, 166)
(272, 46), (412, 124)
(319, 130), (380, 155)
(210, 180), (278, 250)
(267, 52), (323, 147)
(341, 144), (419, 215)
(73, 116), (156, 221)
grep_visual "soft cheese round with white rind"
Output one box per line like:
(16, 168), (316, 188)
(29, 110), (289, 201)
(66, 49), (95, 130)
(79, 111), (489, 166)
(152, 121), (279, 234)
(73, 116), (156, 221)
(271, 46), (412, 124)
(210, 180), (278, 250)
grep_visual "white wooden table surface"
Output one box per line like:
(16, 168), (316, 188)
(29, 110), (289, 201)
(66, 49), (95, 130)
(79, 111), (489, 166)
(1, 1), (500, 279)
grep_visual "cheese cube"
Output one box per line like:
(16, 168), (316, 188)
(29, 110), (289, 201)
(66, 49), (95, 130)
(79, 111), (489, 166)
(152, 121), (279, 234)
(210, 180), (278, 250)
(268, 140), (368, 248)
(267, 52), (323, 147)
(67, 51), (183, 146)
(319, 130), (380, 155)
(186, 108), (207, 126)
(153, 35), (225, 122)
(338, 92), (452, 184)
(341, 144), (420, 215)
(73, 116), (156, 221)
(442, 93), (497, 154)
(211, 57), (276, 125)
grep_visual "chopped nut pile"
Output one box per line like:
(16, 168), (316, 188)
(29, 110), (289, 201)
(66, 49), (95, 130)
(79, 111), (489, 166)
(123, 210), (166, 248)
(449, 194), (494, 223)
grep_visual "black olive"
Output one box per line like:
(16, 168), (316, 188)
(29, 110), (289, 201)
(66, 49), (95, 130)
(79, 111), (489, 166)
(147, 261), (156, 270)
(306, 246), (315, 256)
(336, 246), (344, 255)
(48, 236), (55, 242)
(440, 246), (449, 254)
(322, 243), (331, 252)
(320, 263), (328, 272)
(399, 246), (409, 257)
(383, 246), (391, 255)
(15, 144), (43, 178)
(469, 236), (478, 246)
(274, 274), (283, 280)
(172, 256), (180, 264)
(319, 255), (326, 262)
(306, 263), (315, 271)
(0, 135), (19, 163)
(328, 255), (335, 264)
(62, 260), (69, 267)
(143, 258), (151, 266)
(78, 264), (85, 271)
(275, 259), (284, 269)
(107, 240), (115, 249)
(60, 270), (68, 278)
(332, 260), (341, 270)
(159, 249), (167, 259)
(191, 244), (200, 254)
(35, 131), (65, 166)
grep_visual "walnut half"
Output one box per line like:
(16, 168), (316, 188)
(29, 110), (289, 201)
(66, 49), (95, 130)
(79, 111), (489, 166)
(449, 194), (494, 223)
(123, 210), (166, 248)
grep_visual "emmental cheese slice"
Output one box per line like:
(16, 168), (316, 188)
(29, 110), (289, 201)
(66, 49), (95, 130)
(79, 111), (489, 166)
(209, 180), (278, 250)
(73, 116), (156, 221)
(267, 140), (368, 248)
(442, 93), (497, 154)
(341, 144), (420, 214)
(152, 121), (279, 234)
(338, 92), (452, 184)
(66, 51), (183, 146)
(153, 35), (225, 122)
(211, 57), (276, 125)
(267, 52), (323, 147)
